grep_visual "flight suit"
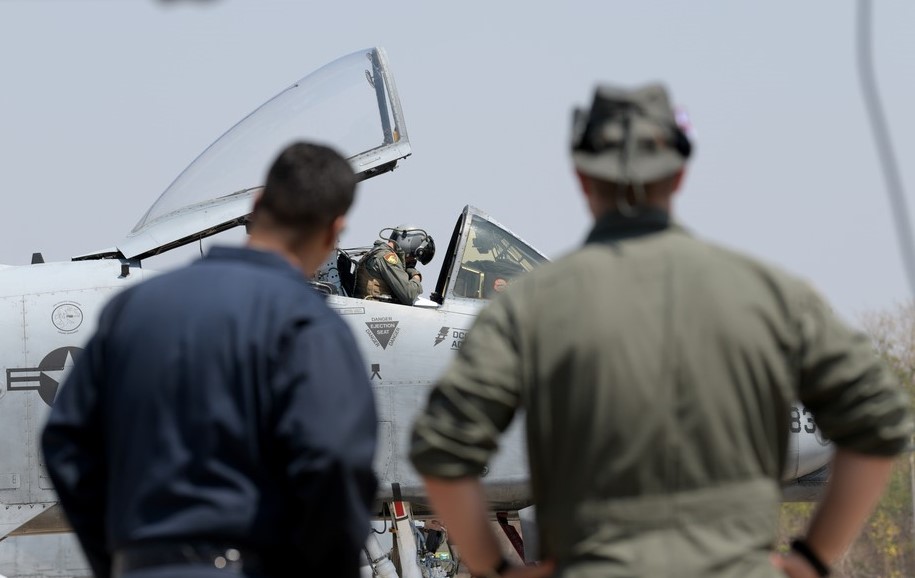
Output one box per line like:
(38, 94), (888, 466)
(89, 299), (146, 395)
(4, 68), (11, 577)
(355, 240), (423, 305)
(410, 209), (914, 578)
(42, 246), (378, 578)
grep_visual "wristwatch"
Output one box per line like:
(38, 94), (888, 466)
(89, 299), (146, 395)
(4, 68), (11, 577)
(790, 538), (830, 577)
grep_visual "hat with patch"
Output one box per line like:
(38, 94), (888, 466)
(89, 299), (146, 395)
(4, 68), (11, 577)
(571, 83), (692, 184)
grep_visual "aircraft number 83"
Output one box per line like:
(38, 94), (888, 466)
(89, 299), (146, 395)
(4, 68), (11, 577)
(790, 405), (817, 434)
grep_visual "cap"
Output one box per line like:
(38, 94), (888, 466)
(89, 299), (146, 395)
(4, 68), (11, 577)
(571, 83), (692, 184)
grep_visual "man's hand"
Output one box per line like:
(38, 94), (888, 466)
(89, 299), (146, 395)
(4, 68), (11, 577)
(406, 267), (422, 282)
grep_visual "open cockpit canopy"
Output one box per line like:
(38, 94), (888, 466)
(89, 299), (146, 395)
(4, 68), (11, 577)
(76, 46), (409, 262)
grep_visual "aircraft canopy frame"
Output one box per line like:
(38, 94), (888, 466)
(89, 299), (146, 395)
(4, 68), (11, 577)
(432, 205), (548, 304)
(76, 46), (410, 262)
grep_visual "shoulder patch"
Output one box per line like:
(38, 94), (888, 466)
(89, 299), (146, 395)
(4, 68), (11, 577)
(384, 252), (400, 265)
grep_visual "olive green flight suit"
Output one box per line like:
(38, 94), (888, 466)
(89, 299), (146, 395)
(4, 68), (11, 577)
(355, 240), (423, 305)
(409, 209), (913, 578)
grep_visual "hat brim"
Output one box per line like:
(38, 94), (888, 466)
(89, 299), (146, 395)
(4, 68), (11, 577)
(572, 148), (685, 183)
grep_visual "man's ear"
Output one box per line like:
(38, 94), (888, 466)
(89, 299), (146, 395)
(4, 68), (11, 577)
(324, 215), (346, 250)
(246, 189), (266, 233)
(575, 169), (592, 197)
(671, 167), (686, 193)
(250, 188), (265, 212)
(576, 169), (607, 217)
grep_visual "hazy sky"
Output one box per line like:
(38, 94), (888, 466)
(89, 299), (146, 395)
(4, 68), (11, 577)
(1, 0), (913, 326)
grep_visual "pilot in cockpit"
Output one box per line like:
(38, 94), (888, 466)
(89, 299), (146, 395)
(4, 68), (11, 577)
(354, 224), (435, 305)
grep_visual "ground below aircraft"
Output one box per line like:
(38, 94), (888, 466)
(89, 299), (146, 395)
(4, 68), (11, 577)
(0, 46), (833, 578)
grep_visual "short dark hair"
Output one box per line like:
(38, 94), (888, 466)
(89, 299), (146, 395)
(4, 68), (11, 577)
(253, 141), (356, 233)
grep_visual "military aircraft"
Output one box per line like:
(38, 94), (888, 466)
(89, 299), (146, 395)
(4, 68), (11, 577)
(0, 46), (833, 578)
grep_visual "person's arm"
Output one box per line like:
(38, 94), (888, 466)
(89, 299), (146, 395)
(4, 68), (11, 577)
(405, 266), (422, 282)
(272, 316), (378, 578)
(423, 476), (554, 578)
(778, 284), (914, 576)
(375, 251), (422, 304)
(794, 284), (912, 457)
(804, 450), (895, 564)
(411, 295), (553, 575)
(773, 450), (896, 577)
(424, 477), (503, 573)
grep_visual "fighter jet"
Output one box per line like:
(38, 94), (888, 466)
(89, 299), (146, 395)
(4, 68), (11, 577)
(0, 46), (833, 578)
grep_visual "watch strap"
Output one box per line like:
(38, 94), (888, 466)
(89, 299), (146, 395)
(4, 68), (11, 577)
(790, 538), (830, 577)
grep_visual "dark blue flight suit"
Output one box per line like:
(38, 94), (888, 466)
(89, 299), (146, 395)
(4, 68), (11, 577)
(41, 246), (378, 578)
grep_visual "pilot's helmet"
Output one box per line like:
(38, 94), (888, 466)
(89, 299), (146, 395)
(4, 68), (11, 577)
(389, 225), (436, 265)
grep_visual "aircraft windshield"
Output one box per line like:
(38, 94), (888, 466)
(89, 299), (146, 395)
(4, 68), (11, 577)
(453, 216), (548, 300)
(132, 47), (403, 233)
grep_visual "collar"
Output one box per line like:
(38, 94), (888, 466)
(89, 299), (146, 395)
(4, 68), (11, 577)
(584, 207), (674, 245)
(372, 239), (404, 260)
